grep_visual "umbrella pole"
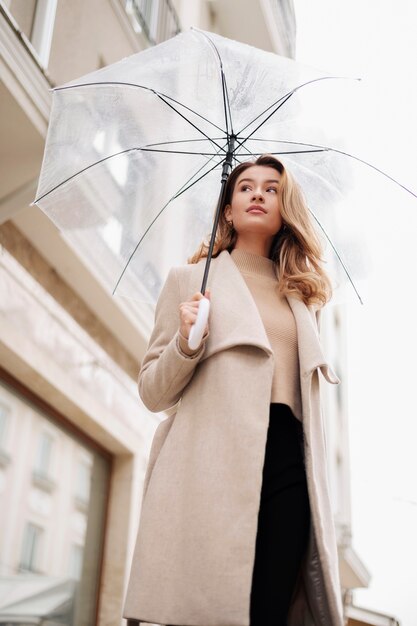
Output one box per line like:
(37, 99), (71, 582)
(199, 135), (236, 294)
(187, 136), (236, 350)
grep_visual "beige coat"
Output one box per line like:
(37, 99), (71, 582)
(123, 249), (345, 626)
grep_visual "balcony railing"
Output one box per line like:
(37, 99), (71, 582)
(125, 0), (181, 46)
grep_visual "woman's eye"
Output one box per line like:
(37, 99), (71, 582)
(267, 187), (278, 193)
(241, 185), (251, 191)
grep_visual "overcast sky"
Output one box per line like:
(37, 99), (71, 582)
(294, 2), (417, 624)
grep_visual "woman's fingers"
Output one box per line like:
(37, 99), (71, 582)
(180, 291), (209, 313)
(190, 289), (210, 302)
(179, 290), (211, 340)
(179, 304), (198, 321)
(181, 310), (198, 324)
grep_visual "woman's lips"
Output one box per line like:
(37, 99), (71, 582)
(247, 205), (267, 213)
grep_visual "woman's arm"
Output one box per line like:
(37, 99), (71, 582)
(138, 266), (209, 412)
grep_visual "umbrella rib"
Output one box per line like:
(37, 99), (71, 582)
(235, 140), (256, 159)
(161, 94), (225, 134)
(33, 145), (223, 204)
(238, 137), (416, 199)
(54, 81), (226, 133)
(143, 138), (234, 163)
(113, 159), (224, 295)
(33, 147), (141, 203)
(141, 148), (222, 156)
(155, 93), (226, 153)
(34, 137), (231, 205)
(238, 149), (327, 155)
(308, 208), (364, 305)
(193, 29), (234, 135)
(247, 138), (326, 146)
(221, 71), (232, 135)
(237, 76), (358, 136)
(323, 147), (417, 199)
(143, 138), (226, 148)
(232, 154), (245, 166)
(171, 160), (224, 200)
(172, 142), (228, 196)
(235, 93), (294, 152)
(251, 138), (417, 199)
(232, 140), (256, 166)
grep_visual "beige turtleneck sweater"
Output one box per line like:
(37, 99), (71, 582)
(230, 248), (302, 422)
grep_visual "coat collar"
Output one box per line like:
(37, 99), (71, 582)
(192, 249), (339, 384)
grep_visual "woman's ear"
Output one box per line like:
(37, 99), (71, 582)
(224, 204), (231, 221)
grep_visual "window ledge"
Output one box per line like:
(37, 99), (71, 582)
(32, 470), (56, 492)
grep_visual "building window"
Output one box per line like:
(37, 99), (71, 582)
(6, 0), (58, 67)
(0, 380), (111, 625)
(69, 543), (84, 580)
(32, 431), (56, 492)
(74, 459), (92, 511)
(34, 431), (53, 478)
(20, 522), (43, 572)
(125, 0), (181, 45)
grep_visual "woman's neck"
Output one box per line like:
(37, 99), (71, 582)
(230, 247), (276, 279)
(232, 238), (272, 258)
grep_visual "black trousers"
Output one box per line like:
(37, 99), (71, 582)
(249, 403), (311, 626)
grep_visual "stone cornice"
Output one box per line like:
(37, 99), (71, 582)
(0, 3), (52, 135)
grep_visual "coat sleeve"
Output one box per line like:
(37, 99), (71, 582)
(138, 266), (209, 412)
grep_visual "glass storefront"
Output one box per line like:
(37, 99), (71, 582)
(0, 377), (111, 625)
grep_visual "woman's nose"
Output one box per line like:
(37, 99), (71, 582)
(251, 189), (264, 201)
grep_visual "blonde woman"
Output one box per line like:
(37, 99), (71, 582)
(123, 155), (344, 626)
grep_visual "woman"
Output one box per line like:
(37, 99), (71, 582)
(123, 155), (344, 626)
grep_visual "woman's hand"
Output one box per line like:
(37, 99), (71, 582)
(179, 289), (211, 341)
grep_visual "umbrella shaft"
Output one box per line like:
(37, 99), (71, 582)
(200, 135), (236, 294)
(221, 134), (236, 181)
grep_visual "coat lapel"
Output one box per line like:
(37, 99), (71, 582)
(191, 249), (339, 384)
(286, 295), (340, 384)
(194, 250), (274, 359)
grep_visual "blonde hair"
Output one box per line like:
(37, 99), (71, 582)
(188, 155), (332, 308)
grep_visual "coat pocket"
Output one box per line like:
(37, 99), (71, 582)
(142, 412), (176, 500)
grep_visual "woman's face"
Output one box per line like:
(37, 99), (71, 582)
(225, 165), (284, 240)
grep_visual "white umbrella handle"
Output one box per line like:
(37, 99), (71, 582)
(188, 297), (211, 351)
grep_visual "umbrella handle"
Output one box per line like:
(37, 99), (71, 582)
(188, 297), (211, 351)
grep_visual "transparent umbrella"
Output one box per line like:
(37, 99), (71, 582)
(32, 28), (416, 348)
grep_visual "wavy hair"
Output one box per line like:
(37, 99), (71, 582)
(187, 155), (333, 307)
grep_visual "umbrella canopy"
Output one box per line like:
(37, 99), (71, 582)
(33, 28), (416, 309)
